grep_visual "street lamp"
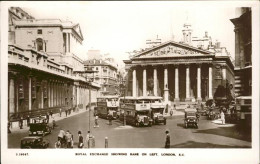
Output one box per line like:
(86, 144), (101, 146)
(83, 66), (97, 133)
(120, 78), (126, 126)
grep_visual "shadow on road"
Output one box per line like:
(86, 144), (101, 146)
(193, 125), (251, 142)
(170, 140), (251, 148)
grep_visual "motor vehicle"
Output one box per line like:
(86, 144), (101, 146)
(20, 136), (49, 149)
(95, 95), (119, 119)
(119, 96), (153, 127)
(29, 117), (52, 136)
(147, 96), (166, 125)
(184, 108), (198, 129)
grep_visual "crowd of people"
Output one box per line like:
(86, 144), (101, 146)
(55, 129), (95, 149)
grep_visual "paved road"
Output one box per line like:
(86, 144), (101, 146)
(8, 110), (251, 148)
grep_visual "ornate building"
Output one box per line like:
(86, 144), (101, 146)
(230, 8), (252, 97)
(124, 23), (234, 105)
(84, 59), (119, 96)
(8, 7), (100, 128)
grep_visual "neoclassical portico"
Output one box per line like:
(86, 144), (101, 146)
(125, 41), (234, 103)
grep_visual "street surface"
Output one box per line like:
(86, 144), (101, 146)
(8, 110), (251, 148)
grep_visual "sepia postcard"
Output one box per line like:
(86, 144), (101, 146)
(1, 1), (259, 164)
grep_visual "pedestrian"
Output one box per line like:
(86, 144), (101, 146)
(59, 108), (62, 117)
(108, 114), (112, 125)
(58, 128), (65, 147)
(65, 109), (68, 117)
(70, 131), (74, 148)
(78, 131), (84, 148)
(46, 112), (49, 123)
(220, 111), (225, 125)
(85, 131), (91, 148)
(165, 130), (170, 148)
(19, 116), (23, 129)
(65, 130), (72, 148)
(50, 110), (53, 118)
(26, 115), (30, 127)
(52, 120), (56, 129)
(54, 140), (61, 148)
(94, 116), (99, 128)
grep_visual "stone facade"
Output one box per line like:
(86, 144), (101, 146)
(84, 59), (119, 96)
(124, 24), (234, 104)
(230, 8), (252, 97)
(8, 7), (100, 126)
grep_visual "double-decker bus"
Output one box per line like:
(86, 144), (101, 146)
(119, 96), (155, 127)
(94, 95), (119, 119)
(142, 96), (167, 125)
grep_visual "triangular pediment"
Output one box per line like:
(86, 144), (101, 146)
(134, 41), (212, 59)
(73, 24), (84, 40)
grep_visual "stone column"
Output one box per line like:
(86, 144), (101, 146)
(197, 65), (202, 102)
(164, 66), (169, 103)
(28, 77), (32, 110)
(143, 67), (147, 96)
(66, 33), (69, 53)
(9, 77), (15, 114)
(174, 65), (179, 102)
(185, 65), (191, 101)
(209, 65), (213, 99)
(153, 67), (158, 96)
(222, 65), (226, 81)
(132, 68), (137, 97)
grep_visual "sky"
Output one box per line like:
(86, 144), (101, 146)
(11, 1), (250, 67)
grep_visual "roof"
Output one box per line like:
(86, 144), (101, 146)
(133, 40), (212, 59)
(184, 108), (197, 112)
(21, 136), (42, 140)
(97, 95), (119, 99)
(14, 19), (84, 41)
(84, 59), (117, 70)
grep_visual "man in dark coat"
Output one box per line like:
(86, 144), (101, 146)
(165, 130), (170, 148)
(78, 131), (84, 148)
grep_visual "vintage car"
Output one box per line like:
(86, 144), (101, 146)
(135, 112), (153, 127)
(184, 108), (198, 129)
(29, 117), (52, 136)
(151, 108), (166, 125)
(21, 136), (49, 149)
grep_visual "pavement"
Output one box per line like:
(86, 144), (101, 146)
(211, 119), (236, 127)
(9, 108), (89, 133)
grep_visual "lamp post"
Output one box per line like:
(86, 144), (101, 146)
(83, 66), (97, 133)
(120, 78), (126, 126)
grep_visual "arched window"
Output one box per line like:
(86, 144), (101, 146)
(36, 38), (43, 51)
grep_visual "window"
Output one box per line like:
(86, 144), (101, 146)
(96, 67), (98, 71)
(37, 29), (42, 34)
(36, 38), (43, 51)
